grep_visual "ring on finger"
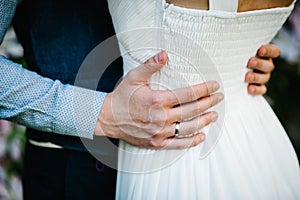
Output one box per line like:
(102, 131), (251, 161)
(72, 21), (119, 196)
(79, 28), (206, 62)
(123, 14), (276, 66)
(174, 121), (181, 138)
(174, 122), (200, 139)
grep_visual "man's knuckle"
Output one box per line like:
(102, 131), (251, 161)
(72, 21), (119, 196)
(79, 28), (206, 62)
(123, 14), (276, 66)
(202, 84), (210, 95)
(164, 112), (172, 124)
(155, 129), (167, 139)
(195, 105), (204, 116)
(126, 70), (140, 82)
(149, 140), (164, 149)
(151, 113), (168, 125)
(150, 94), (164, 105)
(148, 140), (156, 148)
(184, 88), (196, 101)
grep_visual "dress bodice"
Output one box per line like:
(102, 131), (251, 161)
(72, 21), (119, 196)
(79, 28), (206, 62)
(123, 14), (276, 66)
(108, 0), (295, 91)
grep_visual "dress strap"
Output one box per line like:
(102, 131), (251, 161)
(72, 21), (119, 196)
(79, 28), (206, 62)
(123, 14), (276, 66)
(209, 0), (239, 12)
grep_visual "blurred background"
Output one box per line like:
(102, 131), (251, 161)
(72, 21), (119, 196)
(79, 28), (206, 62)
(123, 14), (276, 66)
(0, 2), (300, 199)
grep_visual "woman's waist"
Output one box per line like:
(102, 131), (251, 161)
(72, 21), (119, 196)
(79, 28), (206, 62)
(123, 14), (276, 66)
(148, 66), (249, 95)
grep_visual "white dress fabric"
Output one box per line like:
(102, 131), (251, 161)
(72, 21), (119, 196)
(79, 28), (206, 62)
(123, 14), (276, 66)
(107, 0), (300, 199)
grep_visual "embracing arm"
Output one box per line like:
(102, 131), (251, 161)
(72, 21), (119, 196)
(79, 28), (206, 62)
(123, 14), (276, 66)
(0, 0), (280, 147)
(0, 1), (105, 139)
(0, 58), (105, 139)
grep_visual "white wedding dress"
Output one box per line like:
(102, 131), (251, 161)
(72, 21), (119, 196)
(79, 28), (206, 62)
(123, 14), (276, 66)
(107, 0), (300, 199)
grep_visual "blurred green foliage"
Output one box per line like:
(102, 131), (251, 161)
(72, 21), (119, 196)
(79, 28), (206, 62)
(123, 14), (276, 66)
(4, 125), (25, 179)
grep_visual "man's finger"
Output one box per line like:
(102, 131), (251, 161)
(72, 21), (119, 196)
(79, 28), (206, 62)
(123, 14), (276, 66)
(175, 111), (217, 135)
(257, 44), (280, 58)
(157, 81), (220, 107)
(163, 111), (217, 139)
(169, 93), (224, 121)
(126, 51), (168, 83)
(162, 132), (206, 149)
(145, 50), (168, 65)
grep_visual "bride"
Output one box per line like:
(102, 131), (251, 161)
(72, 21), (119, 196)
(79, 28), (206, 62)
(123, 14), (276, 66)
(107, 0), (300, 199)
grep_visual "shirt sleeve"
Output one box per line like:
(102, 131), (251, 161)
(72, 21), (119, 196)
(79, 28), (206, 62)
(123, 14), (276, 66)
(0, 1), (107, 139)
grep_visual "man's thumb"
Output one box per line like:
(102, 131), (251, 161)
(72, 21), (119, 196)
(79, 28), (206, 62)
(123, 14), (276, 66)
(145, 50), (168, 65)
(128, 51), (168, 83)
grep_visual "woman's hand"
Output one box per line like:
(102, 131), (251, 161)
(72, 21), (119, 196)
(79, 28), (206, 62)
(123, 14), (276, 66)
(245, 44), (280, 95)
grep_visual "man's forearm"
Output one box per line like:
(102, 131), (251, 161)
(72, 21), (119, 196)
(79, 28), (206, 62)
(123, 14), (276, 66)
(0, 56), (106, 139)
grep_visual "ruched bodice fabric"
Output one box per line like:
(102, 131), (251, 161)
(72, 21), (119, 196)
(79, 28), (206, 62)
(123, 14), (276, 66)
(108, 1), (300, 199)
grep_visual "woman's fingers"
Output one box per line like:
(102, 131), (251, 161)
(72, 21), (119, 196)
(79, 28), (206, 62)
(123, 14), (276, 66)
(257, 44), (280, 58)
(245, 71), (271, 85)
(247, 57), (274, 73)
(247, 84), (267, 95)
(246, 44), (280, 96)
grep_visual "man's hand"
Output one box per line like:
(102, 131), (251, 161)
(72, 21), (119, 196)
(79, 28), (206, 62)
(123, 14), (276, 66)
(94, 51), (224, 149)
(246, 44), (280, 95)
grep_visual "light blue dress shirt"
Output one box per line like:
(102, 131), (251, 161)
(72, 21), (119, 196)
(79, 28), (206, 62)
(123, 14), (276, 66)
(0, 0), (107, 139)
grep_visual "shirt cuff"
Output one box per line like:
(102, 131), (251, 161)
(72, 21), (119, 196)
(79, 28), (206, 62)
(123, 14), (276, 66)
(53, 84), (106, 140)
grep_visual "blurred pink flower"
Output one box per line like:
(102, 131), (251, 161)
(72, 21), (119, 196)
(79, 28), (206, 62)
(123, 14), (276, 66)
(0, 120), (12, 136)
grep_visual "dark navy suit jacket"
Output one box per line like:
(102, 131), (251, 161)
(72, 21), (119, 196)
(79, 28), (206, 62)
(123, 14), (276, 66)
(13, 0), (122, 153)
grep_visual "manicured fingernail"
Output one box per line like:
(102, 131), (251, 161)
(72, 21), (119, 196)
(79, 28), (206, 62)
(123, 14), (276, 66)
(249, 86), (255, 93)
(248, 74), (254, 81)
(259, 48), (267, 56)
(200, 134), (206, 141)
(251, 60), (258, 67)
(211, 113), (218, 122)
(154, 51), (163, 63)
(213, 82), (220, 91)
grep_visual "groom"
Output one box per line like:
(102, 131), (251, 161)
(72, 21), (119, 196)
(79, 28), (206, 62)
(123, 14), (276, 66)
(1, 0), (280, 199)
